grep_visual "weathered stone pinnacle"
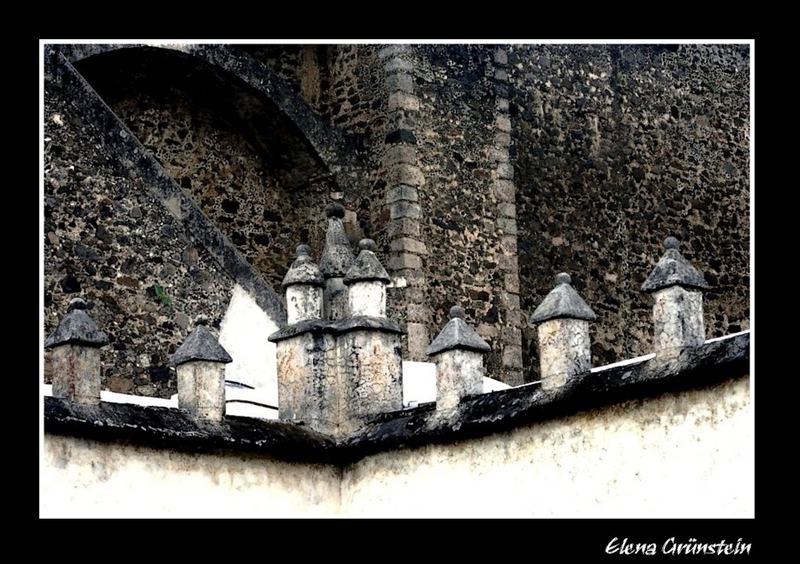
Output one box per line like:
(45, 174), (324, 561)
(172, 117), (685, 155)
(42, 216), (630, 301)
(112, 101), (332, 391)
(320, 205), (354, 278)
(427, 306), (491, 356)
(641, 236), (710, 293)
(344, 239), (391, 284)
(169, 326), (233, 367)
(45, 299), (108, 348)
(530, 273), (596, 324)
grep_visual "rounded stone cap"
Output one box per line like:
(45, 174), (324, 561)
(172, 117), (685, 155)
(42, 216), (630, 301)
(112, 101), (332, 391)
(359, 238), (377, 252)
(555, 273), (571, 285)
(325, 203), (345, 219)
(664, 236), (679, 250)
(449, 306), (465, 319)
(343, 238), (390, 284)
(67, 297), (88, 312)
(195, 314), (209, 327)
(282, 244), (324, 288)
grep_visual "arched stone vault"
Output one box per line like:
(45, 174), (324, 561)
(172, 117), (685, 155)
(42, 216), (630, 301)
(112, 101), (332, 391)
(59, 43), (357, 185)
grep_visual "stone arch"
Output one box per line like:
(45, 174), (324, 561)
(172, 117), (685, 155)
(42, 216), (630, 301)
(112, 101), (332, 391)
(61, 44), (351, 175)
(60, 43), (352, 189)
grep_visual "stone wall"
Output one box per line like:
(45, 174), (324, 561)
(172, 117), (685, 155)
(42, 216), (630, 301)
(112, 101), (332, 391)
(44, 61), (235, 397)
(44, 43), (750, 390)
(76, 49), (333, 292)
(509, 44), (750, 378)
(410, 45), (524, 382)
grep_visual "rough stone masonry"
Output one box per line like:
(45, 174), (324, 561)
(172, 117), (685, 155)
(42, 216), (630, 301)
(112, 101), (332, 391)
(44, 43), (749, 392)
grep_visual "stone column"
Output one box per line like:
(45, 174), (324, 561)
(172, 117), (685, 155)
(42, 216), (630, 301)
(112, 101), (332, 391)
(642, 236), (710, 356)
(379, 44), (431, 362)
(336, 239), (405, 435)
(530, 273), (596, 391)
(169, 318), (232, 423)
(427, 306), (491, 412)
(269, 244), (339, 435)
(319, 203), (355, 321)
(45, 297), (108, 405)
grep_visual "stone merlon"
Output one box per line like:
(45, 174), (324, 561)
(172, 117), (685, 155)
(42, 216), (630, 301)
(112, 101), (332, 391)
(45, 298), (108, 348)
(641, 237), (710, 293)
(169, 325), (233, 366)
(427, 306), (492, 356)
(343, 239), (391, 285)
(282, 244), (324, 288)
(530, 273), (597, 324)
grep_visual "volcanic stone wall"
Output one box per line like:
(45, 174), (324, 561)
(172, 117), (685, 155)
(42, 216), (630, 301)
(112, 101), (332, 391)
(44, 43), (750, 391)
(508, 44), (750, 378)
(44, 61), (235, 398)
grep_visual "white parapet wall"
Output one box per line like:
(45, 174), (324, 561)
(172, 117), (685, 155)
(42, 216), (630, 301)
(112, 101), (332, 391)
(42, 435), (341, 518)
(42, 373), (751, 517)
(340, 377), (752, 518)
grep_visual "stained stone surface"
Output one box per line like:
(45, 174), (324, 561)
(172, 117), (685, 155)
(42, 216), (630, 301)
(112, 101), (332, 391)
(176, 360), (227, 422)
(434, 349), (484, 412)
(652, 286), (705, 354)
(536, 318), (592, 390)
(51, 345), (102, 405)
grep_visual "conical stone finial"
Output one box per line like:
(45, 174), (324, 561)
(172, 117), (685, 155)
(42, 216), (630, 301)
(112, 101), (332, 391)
(427, 306), (491, 356)
(530, 273), (596, 324)
(169, 325), (233, 367)
(641, 236), (709, 292)
(643, 236), (708, 354)
(45, 297), (107, 405)
(428, 304), (491, 411)
(45, 298), (108, 348)
(320, 204), (355, 320)
(344, 239), (391, 285)
(282, 244), (324, 288)
(531, 274), (595, 391)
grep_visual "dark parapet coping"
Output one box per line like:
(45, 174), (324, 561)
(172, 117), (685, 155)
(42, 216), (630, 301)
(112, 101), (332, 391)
(342, 331), (750, 460)
(45, 332), (749, 465)
(45, 47), (286, 324)
(268, 316), (405, 343)
(45, 397), (337, 464)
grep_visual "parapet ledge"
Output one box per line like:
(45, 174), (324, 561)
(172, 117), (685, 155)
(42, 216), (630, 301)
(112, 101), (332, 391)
(45, 331), (749, 465)
(342, 331), (750, 458)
